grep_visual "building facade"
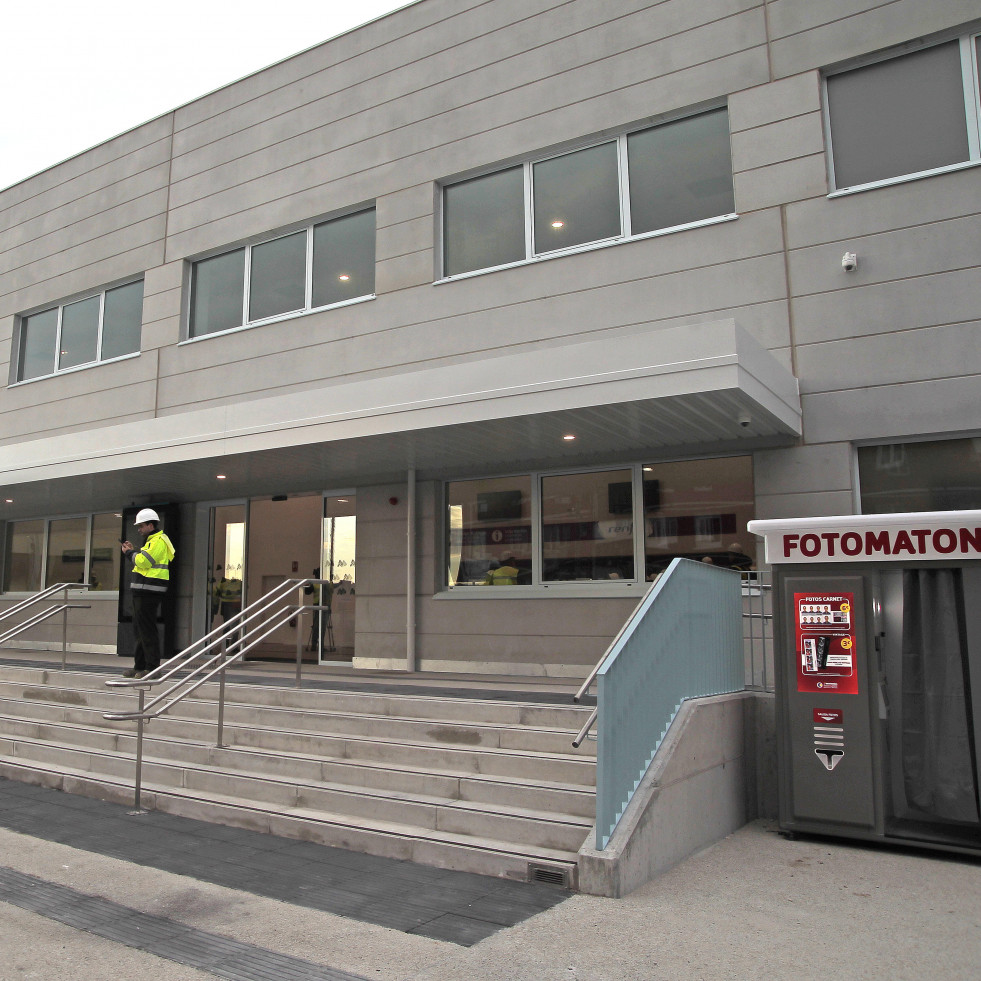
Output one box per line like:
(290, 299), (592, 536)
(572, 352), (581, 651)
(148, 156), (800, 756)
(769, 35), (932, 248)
(1, 0), (979, 677)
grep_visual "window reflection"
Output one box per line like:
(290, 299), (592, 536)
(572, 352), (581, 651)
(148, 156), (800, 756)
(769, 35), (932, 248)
(2, 520), (44, 592)
(312, 209), (376, 307)
(58, 296), (100, 369)
(190, 249), (246, 337)
(858, 438), (981, 513)
(533, 142), (620, 253)
(542, 470), (634, 581)
(628, 107), (734, 233)
(45, 517), (88, 587)
(18, 309), (58, 380)
(447, 476), (532, 585)
(443, 167), (525, 276)
(89, 513), (122, 591)
(643, 457), (754, 578)
(249, 232), (306, 321)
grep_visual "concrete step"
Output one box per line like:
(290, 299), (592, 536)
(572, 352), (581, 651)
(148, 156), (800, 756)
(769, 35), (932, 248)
(0, 661), (597, 884)
(0, 756), (581, 885)
(0, 696), (595, 786)
(0, 713), (595, 817)
(0, 664), (589, 727)
(0, 733), (591, 852)
(0, 677), (595, 756)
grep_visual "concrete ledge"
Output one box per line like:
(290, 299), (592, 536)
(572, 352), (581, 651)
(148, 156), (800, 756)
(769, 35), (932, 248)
(577, 691), (759, 897)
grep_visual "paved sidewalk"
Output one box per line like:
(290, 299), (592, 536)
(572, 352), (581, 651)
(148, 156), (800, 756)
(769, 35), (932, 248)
(1, 774), (980, 981)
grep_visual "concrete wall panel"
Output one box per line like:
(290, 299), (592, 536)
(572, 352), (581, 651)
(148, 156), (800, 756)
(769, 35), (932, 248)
(767, 0), (979, 77)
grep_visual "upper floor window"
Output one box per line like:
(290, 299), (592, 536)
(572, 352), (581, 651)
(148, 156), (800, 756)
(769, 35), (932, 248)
(826, 33), (981, 193)
(858, 437), (981, 513)
(188, 207), (376, 339)
(15, 280), (143, 382)
(441, 106), (735, 278)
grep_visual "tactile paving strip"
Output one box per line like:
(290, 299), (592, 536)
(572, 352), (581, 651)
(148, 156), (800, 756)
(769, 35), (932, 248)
(0, 865), (369, 981)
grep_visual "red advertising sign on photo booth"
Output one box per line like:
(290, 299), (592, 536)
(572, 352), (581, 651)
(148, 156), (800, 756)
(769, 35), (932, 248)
(794, 592), (859, 695)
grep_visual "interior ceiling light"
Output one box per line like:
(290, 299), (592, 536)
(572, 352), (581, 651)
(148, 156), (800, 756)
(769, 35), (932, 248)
(216, 474), (227, 480)
(563, 434), (576, 441)
(550, 220), (565, 229)
(338, 274), (351, 281)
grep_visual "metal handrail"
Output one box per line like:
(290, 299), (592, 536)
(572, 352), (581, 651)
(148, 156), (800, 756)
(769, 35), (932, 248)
(574, 573), (661, 704)
(0, 583), (91, 670)
(103, 578), (327, 810)
(571, 574), (661, 746)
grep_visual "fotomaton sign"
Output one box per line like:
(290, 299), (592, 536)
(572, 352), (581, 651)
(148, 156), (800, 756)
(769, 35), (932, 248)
(747, 511), (981, 565)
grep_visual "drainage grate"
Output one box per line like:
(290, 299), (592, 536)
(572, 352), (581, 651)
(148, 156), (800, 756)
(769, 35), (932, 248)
(527, 862), (572, 889)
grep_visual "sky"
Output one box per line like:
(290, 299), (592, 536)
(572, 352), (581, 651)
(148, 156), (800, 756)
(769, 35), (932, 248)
(0, 0), (416, 193)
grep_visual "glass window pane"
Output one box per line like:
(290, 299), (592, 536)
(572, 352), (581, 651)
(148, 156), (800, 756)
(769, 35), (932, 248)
(542, 469), (634, 582)
(19, 308), (58, 380)
(858, 438), (981, 513)
(249, 231), (307, 321)
(447, 476), (532, 586)
(642, 457), (755, 579)
(3, 519), (44, 592)
(828, 41), (970, 189)
(628, 108), (735, 234)
(89, 512), (122, 591)
(533, 142), (620, 254)
(312, 209), (376, 307)
(101, 281), (143, 360)
(58, 295), (100, 369)
(45, 517), (88, 587)
(189, 248), (245, 337)
(443, 168), (525, 276)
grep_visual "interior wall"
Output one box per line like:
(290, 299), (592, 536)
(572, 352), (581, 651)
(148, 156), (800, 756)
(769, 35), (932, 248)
(247, 495), (322, 647)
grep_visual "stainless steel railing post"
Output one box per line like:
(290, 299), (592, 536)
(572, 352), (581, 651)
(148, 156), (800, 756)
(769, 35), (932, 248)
(216, 644), (227, 748)
(134, 687), (146, 812)
(61, 586), (69, 671)
(295, 584), (305, 688)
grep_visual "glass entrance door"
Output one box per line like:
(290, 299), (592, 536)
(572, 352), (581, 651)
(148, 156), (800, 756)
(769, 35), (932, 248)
(207, 503), (246, 634)
(319, 494), (356, 662)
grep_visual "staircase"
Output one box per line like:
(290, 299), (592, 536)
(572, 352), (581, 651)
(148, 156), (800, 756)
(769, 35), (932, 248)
(0, 660), (596, 887)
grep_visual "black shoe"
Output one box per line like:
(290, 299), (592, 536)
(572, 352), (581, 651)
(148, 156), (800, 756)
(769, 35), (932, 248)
(134, 671), (147, 679)
(122, 669), (138, 678)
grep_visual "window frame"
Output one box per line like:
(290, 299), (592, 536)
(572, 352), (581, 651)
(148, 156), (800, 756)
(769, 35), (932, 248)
(437, 105), (737, 282)
(11, 279), (144, 385)
(824, 32), (981, 196)
(440, 455), (754, 598)
(183, 205), (377, 343)
(854, 434), (981, 514)
(1, 512), (122, 594)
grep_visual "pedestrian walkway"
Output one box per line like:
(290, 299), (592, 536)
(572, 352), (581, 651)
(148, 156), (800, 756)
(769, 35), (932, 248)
(2, 769), (980, 981)
(0, 777), (568, 950)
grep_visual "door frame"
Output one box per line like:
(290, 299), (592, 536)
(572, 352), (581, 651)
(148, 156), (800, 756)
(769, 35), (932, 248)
(192, 498), (249, 639)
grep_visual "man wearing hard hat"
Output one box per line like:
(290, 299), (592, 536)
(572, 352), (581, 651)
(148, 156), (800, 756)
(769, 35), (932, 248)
(119, 509), (176, 678)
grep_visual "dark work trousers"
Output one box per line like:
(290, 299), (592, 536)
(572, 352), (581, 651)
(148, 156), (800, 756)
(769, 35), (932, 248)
(131, 589), (163, 672)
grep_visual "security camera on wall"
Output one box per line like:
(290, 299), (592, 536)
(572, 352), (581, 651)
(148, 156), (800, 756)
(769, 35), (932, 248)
(842, 251), (858, 272)
(737, 412), (752, 429)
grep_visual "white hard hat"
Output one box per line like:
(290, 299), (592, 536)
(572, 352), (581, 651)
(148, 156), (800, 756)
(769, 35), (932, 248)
(135, 508), (160, 524)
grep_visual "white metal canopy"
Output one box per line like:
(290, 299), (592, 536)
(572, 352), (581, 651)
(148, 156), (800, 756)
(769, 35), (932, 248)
(0, 319), (801, 517)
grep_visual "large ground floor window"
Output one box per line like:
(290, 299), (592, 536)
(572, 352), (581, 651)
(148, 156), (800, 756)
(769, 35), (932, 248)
(2, 512), (122, 593)
(446, 456), (754, 589)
